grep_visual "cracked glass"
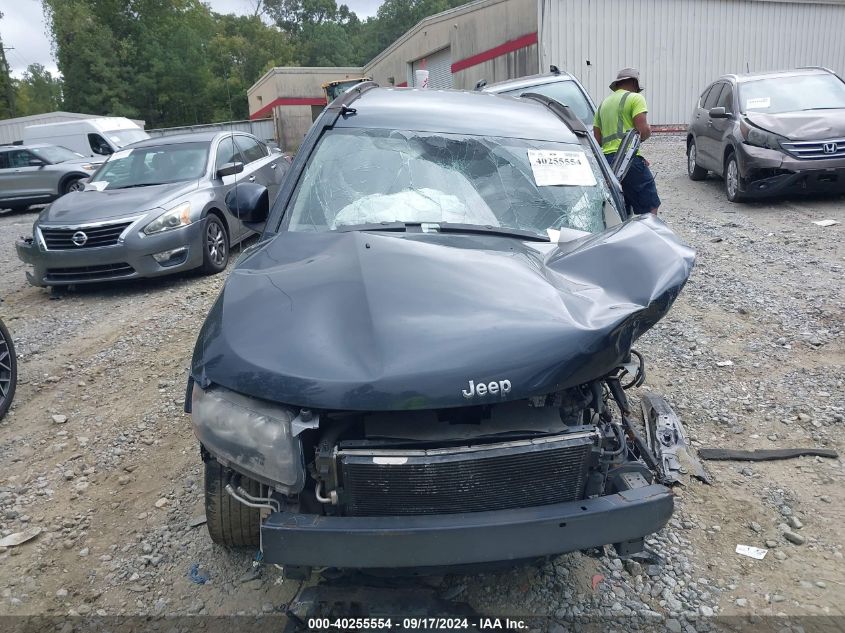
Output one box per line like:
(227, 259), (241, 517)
(286, 129), (618, 236)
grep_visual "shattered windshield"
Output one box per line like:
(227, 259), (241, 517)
(286, 128), (618, 237)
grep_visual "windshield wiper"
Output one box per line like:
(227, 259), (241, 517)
(334, 221), (550, 242)
(437, 223), (550, 242)
(112, 182), (166, 189)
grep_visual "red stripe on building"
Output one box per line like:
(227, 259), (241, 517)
(250, 96), (326, 120)
(450, 32), (538, 74)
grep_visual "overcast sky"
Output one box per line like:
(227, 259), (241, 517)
(0, 0), (383, 78)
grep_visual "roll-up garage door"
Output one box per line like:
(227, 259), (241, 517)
(411, 47), (453, 89)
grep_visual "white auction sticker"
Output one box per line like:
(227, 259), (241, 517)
(528, 150), (597, 187)
(109, 149), (132, 160)
(746, 97), (771, 109)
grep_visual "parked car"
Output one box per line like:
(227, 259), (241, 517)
(23, 117), (149, 158)
(686, 67), (845, 201)
(15, 132), (288, 287)
(186, 86), (695, 576)
(482, 66), (596, 127)
(0, 308), (16, 420)
(0, 144), (101, 212)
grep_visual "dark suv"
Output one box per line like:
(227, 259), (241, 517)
(187, 85), (694, 576)
(686, 68), (845, 201)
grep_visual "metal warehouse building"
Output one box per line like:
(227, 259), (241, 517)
(249, 0), (845, 150)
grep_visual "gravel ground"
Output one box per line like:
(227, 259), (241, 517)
(0, 135), (842, 627)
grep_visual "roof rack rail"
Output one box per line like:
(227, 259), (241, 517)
(326, 80), (379, 123)
(796, 65), (835, 74)
(520, 92), (587, 135)
(474, 78), (488, 91)
(550, 65), (561, 75)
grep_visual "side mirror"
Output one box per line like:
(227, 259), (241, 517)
(216, 162), (244, 179)
(225, 182), (269, 232)
(709, 107), (729, 119)
(28, 158), (46, 167)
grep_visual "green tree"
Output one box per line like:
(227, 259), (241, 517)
(14, 64), (64, 115)
(0, 11), (17, 118)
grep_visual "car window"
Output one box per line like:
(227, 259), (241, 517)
(7, 150), (35, 168)
(0, 152), (8, 169)
(286, 128), (617, 237)
(235, 136), (266, 164)
(88, 133), (113, 156)
(90, 142), (210, 189)
(500, 80), (594, 126)
(739, 73), (845, 114)
(698, 86), (713, 108)
(29, 145), (83, 163)
(215, 137), (244, 171)
(703, 84), (724, 110)
(716, 85), (734, 112)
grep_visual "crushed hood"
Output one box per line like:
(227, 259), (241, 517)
(40, 181), (198, 224)
(745, 109), (845, 140)
(192, 215), (695, 411)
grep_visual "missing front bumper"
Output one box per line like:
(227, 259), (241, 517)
(260, 484), (673, 568)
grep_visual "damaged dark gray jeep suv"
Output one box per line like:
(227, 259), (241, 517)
(186, 84), (695, 576)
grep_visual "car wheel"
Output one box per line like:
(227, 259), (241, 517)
(0, 318), (17, 421)
(687, 140), (707, 181)
(201, 215), (229, 275)
(204, 457), (261, 547)
(724, 153), (745, 203)
(63, 178), (85, 195)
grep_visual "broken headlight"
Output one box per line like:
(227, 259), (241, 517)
(740, 121), (786, 151)
(190, 383), (305, 493)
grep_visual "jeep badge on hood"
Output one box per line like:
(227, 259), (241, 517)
(462, 379), (512, 398)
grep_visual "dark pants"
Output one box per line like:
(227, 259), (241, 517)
(604, 154), (661, 215)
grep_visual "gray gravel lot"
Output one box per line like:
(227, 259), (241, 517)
(0, 135), (842, 626)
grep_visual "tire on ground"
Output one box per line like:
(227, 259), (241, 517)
(201, 214), (229, 275)
(204, 457), (261, 548)
(687, 139), (707, 181)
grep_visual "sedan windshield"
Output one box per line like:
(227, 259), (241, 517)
(286, 129), (617, 237)
(29, 145), (82, 163)
(740, 74), (845, 114)
(500, 80), (594, 126)
(90, 142), (210, 190)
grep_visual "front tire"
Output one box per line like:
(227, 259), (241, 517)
(204, 457), (261, 547)
(687, 139), (707, 181)
(62, 177), (85, 195)
(724, 153), (745, 203)
(201, 215), (229, 275)
(0, 318), (18, 420)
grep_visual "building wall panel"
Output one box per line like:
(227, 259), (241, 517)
(540, 0), (845, 125)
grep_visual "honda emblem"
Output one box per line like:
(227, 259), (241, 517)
(823, 142), (838, 154)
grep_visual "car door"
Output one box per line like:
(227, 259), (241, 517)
(234, 135), (284, 203)
(696, 83), (727, 170)
(707, 83), (737, 176)
(3, 149), (53, 199)
(212, 135), (250, 240)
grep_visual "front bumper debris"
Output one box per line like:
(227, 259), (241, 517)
(642, 393), (710, 485)
(260, 484), (673, 568)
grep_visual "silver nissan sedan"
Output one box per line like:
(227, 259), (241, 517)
(16, 131), (287, 287)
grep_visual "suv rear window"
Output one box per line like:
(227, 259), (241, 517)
(500, 80), (594, 126)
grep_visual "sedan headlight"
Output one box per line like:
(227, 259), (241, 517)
(81, 163), (99, 171)
(740, 121), (785, 150)
(143, 201), (192, 235)
(190, 383), (305, 493)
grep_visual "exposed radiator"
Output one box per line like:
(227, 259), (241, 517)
(337, 431), (596, 516)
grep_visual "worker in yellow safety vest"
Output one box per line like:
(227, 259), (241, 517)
(593, 68), (660, 215)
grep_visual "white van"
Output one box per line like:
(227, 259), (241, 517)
(22, 117), (150, 158)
